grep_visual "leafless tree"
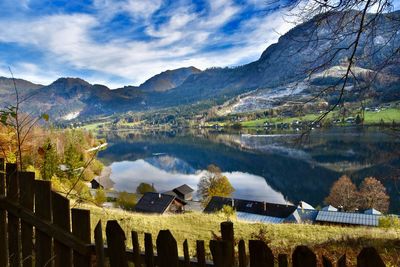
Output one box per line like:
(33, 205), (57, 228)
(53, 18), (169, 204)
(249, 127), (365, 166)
(280, 0), (400, 129)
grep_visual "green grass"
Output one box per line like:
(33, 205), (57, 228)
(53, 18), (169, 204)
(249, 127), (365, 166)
(240, 108), (400, 128)
(364, 108), (400, 123)
(74, 203), (400, 264)
(241, 113), (326, 127)
(80, 122), (106, 131)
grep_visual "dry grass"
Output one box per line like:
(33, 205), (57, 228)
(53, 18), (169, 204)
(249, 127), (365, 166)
(74, 203), (400, 265)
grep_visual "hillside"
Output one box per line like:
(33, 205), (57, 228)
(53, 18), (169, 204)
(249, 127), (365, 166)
(0, 11), (399, 120)
(138, 66), (201, 92)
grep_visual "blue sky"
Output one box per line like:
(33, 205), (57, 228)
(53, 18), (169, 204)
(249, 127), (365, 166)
(0, 0), (399, 88)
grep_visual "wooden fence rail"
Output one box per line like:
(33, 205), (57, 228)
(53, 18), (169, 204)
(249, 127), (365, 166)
(0, 160), (388, 267)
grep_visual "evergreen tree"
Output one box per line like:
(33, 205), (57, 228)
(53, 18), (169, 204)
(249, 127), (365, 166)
(64, 143), (83, 178)
(40, 138), (59, 180)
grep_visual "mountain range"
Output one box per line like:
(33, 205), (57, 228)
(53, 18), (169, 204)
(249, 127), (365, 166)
(0, 11), (399, 121)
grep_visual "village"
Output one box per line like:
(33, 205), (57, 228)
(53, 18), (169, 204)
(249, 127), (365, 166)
(89, 176), (392, 228)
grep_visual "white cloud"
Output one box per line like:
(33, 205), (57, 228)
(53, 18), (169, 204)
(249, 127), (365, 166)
(0, 1), (296, 87)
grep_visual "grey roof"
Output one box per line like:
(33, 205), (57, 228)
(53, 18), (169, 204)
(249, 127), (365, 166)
(321, 205), (338, 211)
(364, 208), (382, 215)
(163, 190), (178, 197)
(284, 209), (302, 223)
(316, 211), (381, 226)
(135, 192), (176, 214)
(173, 184), (194, 195)
(204, 196), (297, 218)
(296, 208), (319, 223)
(298, 201), (315, 210)
(236, 212), (284, 224)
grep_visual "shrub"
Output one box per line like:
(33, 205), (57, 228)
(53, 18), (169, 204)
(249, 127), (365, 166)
(220, 205), (236, 221)
(136, 182), (156, 194)
(94, 188), (107, 206)
(117, 191), (137, 211)
(378, 215), (400, 229)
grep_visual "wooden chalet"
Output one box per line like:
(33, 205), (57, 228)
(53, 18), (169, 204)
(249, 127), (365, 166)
(135, 192), (187, 214)
(172, 184), (194, 200)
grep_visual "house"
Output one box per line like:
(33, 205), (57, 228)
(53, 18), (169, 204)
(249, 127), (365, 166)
(172, 184), (194, 200)
(321, 205), (338, 211)
(315, 210), (382, 227)
(296, 201), (318, 223)
(90, 179), (103, 189)
(90, 168), (114, 190)
(204, 196), (298, 224)
(135, 192), (187, 214)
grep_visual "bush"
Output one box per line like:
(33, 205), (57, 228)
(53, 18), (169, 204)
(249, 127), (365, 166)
(220, 205), (236, 221)
(117, 191), (137, 211)
(136, 182), (156, 194)
(94, 188), (107, 206)
(378, 215), (400, 229)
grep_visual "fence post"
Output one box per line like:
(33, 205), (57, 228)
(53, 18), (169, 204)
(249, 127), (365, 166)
(196, 240), (206, 267)
(183, 239), (190, 267)
(106, 220), (128, 267)
(131, 231), (141, 267)
(292, 246), (317, 267)
(0, 158), (8, 267)
(34, 180), (53, 267)
(278, 254), (288, 267)
(220, 221), (234, 263)
(357, 247), (385, 267)
(337, 254), (346, 267)
(19, 172), (35, 267)
(249, 240), (274, 267)
(94, 221), (105, 267)
(322, 255), (333, 267)
(144, 233), (155, 267)
(156, 230), (179, 267)
(210, 240), (234, 267)
(52, 192), (72, 267)
(72, 208), (91, 267)
(238, 240), (246, 267)
(6, 164), (20, 267)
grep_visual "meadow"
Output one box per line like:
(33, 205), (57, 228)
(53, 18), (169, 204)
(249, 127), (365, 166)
(74, 203), (400, 265)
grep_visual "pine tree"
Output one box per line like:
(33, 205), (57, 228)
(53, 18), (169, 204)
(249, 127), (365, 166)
(40, 138), (59, 180)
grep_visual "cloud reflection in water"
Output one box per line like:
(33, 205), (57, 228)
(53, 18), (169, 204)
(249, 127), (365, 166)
(109, 158), (287, 204)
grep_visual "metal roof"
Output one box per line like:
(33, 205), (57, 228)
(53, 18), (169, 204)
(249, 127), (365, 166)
(321, 205), (338, 211)
(298, 201), (315, 210)
(315, 210), (381, 226)
(135, 192), (176, 214)
(364, 208), (382, 215)
(173, 184), (194, 195)
(296, 208), (319, 223)
(236, 212), (284, 224)
(204, 196), (297, 218)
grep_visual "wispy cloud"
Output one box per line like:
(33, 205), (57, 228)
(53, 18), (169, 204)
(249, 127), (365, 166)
(0, 0), (297, 87)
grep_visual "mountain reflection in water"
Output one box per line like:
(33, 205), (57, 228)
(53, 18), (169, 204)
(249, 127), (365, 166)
(98, 127), (400, 212)
(109, 157), (287, 204)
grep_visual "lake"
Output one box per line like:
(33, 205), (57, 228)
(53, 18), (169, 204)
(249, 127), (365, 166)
(97, 127), (400, 213)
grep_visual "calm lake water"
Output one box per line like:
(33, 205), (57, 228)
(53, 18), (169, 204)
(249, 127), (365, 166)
(97, 127), (400, 213)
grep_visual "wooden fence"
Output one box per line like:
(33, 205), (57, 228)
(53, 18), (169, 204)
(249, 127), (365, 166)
(0, 159), (388, 267)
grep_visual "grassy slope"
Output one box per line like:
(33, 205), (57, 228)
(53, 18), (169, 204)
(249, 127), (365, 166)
(241, 108), (400, 127)
(75, 203), (400, 264)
